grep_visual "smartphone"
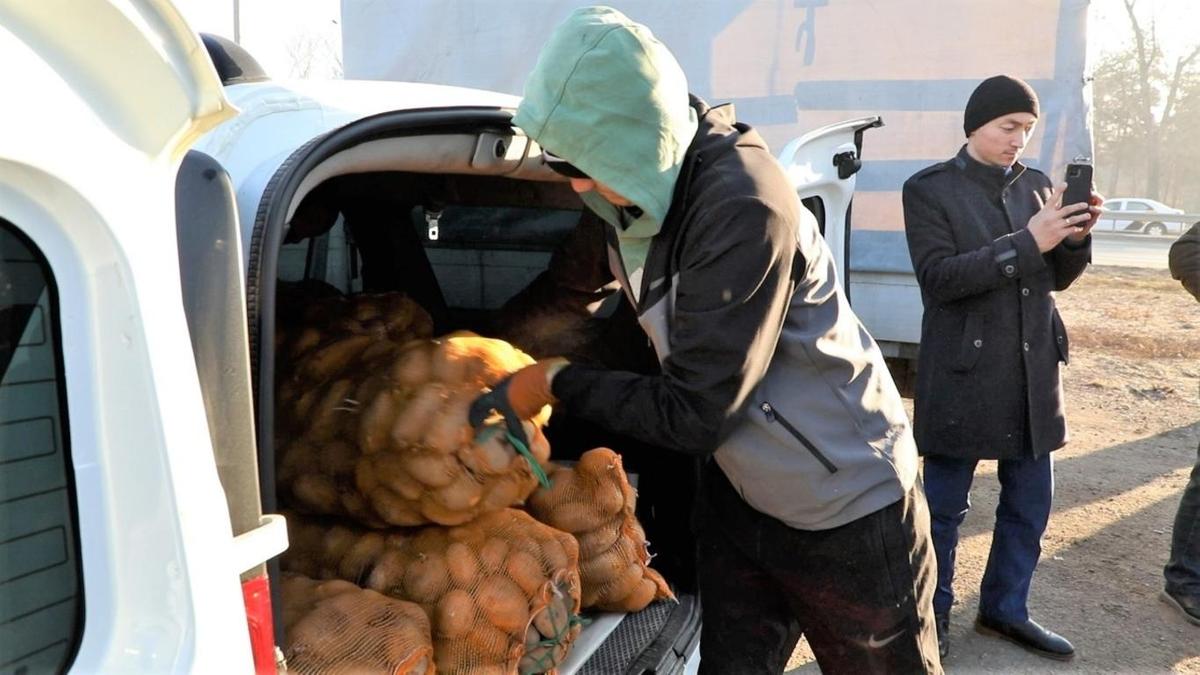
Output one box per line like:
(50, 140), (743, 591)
(1063, 162), (1093, 215)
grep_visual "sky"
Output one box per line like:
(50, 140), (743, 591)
(173, 0), (342, 78)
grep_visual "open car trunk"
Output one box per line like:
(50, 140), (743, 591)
(248, 111), (701, 674)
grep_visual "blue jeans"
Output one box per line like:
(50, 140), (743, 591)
(1165, 440), (1200, 598)
(923, 453), (1053, 623)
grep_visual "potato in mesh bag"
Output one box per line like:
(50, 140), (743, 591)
(526, 448), (674, 612)
(280, 573), (435, 674)
(277, 331), (553, 527)
(282, 509), (582, 674)
(275, 291), (434, 440)
(277, 289), (435, 367)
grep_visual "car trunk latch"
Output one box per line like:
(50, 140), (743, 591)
(425, 209), (441, 241)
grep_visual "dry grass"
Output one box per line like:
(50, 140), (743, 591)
(1059, 265), (1199, 360)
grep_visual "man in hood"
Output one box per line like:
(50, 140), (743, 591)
(471, 7), (940, 672)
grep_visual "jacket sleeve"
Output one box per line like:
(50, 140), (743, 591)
(1169, 223), (1200, 301)
(903, 176), (1045, 303)
(1050, 234), (1091, 291)
(551, 197), (796, 455)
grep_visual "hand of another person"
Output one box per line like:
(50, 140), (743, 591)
(467, 358), (568, 445)
(1027, 184), (1093, 252)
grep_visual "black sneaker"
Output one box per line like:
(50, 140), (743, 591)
(1161, 589), (1200, 626)
(935, 612), (949, 658)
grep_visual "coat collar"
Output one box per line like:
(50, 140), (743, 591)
(953, 145), (1027, 194)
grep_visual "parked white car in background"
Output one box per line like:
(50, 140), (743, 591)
(1095, 197), (1192, 236)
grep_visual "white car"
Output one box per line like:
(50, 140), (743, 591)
(1095, 197), (1191, 236)
(0, 2), (874, 672)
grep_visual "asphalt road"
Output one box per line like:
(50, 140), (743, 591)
(1091, 231), (1178, 269)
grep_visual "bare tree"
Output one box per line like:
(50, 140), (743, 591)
(1093, 49), (1143, 197)
(1121, 0), (1200, 200)
(286, 28), (343, 80)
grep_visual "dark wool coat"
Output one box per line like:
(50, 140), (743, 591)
(902, 147), (1091, 459)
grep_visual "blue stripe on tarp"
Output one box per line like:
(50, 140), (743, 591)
(794, 79), (1057, 112)
(730, 79), (1057, 126)
(849, 230), (913, 273)
(854, 157), (1045, 193)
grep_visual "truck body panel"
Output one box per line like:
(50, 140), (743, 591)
(341, 0), (1093, 356)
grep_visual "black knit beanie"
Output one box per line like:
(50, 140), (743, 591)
(964, 75), (1040, 136)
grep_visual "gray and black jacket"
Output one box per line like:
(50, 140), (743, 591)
(537, 99), (917, 530)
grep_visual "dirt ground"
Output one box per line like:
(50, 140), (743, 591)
(786, 265), (1200, 674)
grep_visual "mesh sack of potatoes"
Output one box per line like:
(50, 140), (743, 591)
(526, 448), (674, 612)
(275, 290), (435, 433)
(280, 573), (436, 674)
(282, 509), (583, 675)
(277, 331), (553, 527)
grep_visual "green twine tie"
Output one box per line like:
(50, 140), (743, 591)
(505, 430), (551, 488)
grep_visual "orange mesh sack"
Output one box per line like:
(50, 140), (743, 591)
(282, 509), (583, 674)
(280, 573), (435, 674)
(277, 331), (553, 527)
(282, 511), (583, 673)
(526, 448), (674, 612)
(276, 290), (435, 395)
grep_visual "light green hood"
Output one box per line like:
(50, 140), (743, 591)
(514, 6), (698, 283)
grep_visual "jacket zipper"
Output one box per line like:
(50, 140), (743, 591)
(760, 402), (838, 473)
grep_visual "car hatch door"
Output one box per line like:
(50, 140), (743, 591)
(776, 116), (883, 292)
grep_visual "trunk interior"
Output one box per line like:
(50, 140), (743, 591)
(262, 128), (701, 673)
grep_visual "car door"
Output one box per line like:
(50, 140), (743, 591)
(1096, 199), (1122, 232)
(777, 114), (883, 291)
(1123, 200), (1155, 231)
(776, 116), (883, 288)
(0, 1), (281, 672)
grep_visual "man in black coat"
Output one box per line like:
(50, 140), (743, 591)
(902, 75), (1102, 661)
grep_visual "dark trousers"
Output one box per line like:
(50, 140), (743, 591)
(695, 464), (941, 674)
(1165, 440), (1200, 597)
(922, 453), (1053, 623)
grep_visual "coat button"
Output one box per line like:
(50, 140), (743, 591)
(974, 339), (983, 348)
(1023, 341), (1030, 351)
(1056, 335), (1063, 343)
(1021, 287), (1030, 296)
(1004, 264), (1016, 275)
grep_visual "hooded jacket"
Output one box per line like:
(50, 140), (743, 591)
(515, 7), (916, 530)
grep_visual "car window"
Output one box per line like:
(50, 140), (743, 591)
(0, 219), (83, 673)
(415, 205), (579, 310)
(1126, 201), (1152, 211)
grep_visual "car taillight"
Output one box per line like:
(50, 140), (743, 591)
(242, 574), (277, 675)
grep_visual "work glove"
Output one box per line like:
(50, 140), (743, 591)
(468, 358), (567, 447)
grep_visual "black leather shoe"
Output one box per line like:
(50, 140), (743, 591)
(1161, 589), (1200, 626)
(935, 612), (949, 658)
(974, 614), (1075, 660)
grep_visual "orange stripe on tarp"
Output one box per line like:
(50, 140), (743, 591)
(712, 0), (1062, 97)
(851, 192), (906, 232)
